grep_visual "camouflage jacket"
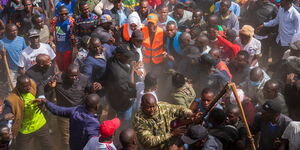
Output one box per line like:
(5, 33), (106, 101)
(133, 102), (192, 150)
(171, 83), (196, 108)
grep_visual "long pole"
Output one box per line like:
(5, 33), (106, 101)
(229, 83), (256, 150)
(2, 44), (14, 90)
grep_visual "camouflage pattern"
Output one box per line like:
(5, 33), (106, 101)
(133, 102), (192, 150)
(171, 83), (196, 108)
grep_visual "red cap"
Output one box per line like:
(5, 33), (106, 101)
(100, 118), (121, 138)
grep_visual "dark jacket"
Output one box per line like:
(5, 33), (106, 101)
(26, 64), (55, 100)
(54, 73), (91, 107)
(247, 1), (278, 36)
(105, 57), (136, 112)
(45, 101), (99, 150)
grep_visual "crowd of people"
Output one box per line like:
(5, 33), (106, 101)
(0, 0), (300, 149)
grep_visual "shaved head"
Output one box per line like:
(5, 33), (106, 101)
(250, 67), (263, 82)
(141, 94), (157, 116)
(36, 54), (50, 64)
(141, 93), (157, 105)
(119, 128), (137, 148)
(85, 94), (100, 109)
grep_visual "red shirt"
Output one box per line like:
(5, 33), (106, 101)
(217, 35), (240, 60)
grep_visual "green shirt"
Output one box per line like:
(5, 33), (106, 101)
(133, 102), (192, 150)
(19, 93), (46, 134)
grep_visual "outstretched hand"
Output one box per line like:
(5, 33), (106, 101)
(32, 98), (48, 109)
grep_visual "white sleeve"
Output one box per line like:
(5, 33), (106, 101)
(18, 52), (25, 68)
(46, 44), (56, 60)
(94, 1), (103, 16)
(255, 40), (262, 55)
(83, 138), (92, 150)
(281, 122), (293, 140)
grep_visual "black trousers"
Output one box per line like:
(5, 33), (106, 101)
(272, 41), (289, 63)
(16, 124), (54, 150)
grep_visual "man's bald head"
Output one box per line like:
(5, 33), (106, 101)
(226, 104), (240, 115)
(85, 94), (100, 109)
(67, 64), (79, 74)
(141, 93), (157, 105)
(119, 128), (137, 148)
(16, 75), (31, 93)
(250, 67), (264, 82)
(263, 80), (280, 99)
(179, 32), (191, 45)
(225, 104), (240, 125)
(36, 54), (51, 68)
(141, 94), (157, 116)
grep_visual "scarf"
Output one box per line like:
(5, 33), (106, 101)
(127, 12), (142, 37)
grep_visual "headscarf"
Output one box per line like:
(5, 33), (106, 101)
(127, 12), (142, 37)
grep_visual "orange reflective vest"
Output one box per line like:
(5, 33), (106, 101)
(122, 24), (131, 42)
(142, 26), (164, 64)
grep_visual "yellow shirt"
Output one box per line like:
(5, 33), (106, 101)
(19, 93), (46, 134)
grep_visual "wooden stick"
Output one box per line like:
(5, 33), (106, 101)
(229, 83), (256, 150)
(2, 44), (14, 90)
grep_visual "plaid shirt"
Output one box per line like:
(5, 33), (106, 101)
(74, 13), (99, 37)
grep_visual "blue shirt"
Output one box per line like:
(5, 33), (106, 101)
(264, 6), (300, 46)
(45, 102), (100, 150)
(55, 0), (75, 16)
(214, 1), (241, 16)
(158, 16), (177, 30)
(55, 18), (73, 52)
(0, 36), (27, 70)
(118, 8), (128, 26)
(195, 98), (223, 127)
(82, 53), (107, 82)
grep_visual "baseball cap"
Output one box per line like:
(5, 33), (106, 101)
(261, 100), (282, 114)
(290, 41), (300, 51)
(100, 118), (121, 138)
(100, 14), (112, 23)
(181, 125), (208, 144)
(28, 29), (40, 38)
(116, 44), (134, 57)
(147, 13), (158, 25)
(131, 30), (144, 41)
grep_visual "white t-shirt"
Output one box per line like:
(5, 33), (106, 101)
(281, 121), (300, 150)
(18, 43), (56, 70)
(134, 82), (158, 112)
(237, 37), (261, 67)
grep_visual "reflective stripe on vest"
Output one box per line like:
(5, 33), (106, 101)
(122, 24), (131, 41)
(142, 26), (164, 64)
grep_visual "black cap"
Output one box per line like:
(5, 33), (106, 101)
(28, 29), (40, 38)
(181, 125), (208, 144)
(261, 100), (282, 114)
(116, 44), (134, 57)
